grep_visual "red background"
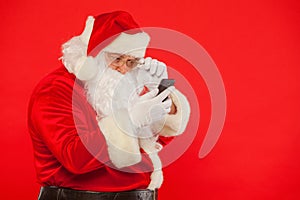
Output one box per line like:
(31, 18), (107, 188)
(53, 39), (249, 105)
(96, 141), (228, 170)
(1, 0), (300, 199)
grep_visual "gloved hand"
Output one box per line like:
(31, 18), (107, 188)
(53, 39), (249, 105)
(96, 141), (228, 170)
(137, 57), (168, 90)
(129, 86), (174, 128)
(61, 16), (98, 81)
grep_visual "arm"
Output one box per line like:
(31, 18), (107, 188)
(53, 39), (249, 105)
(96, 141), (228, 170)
(29, 81), (110, 174)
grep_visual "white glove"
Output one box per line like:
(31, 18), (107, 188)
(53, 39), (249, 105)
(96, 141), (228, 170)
(129, 87), (174, 128)
(137, 57), (168, 90)
(61, 16), (98, 81)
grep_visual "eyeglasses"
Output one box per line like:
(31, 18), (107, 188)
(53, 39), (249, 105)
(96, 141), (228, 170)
(105, 53), (143, 69)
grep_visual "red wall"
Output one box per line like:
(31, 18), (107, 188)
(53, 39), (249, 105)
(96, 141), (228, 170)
(1, 0), (300, 199)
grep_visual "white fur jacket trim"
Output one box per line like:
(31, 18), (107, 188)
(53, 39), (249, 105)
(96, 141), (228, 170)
(159, 88), (191, 137)
(98, 110), (141, 168)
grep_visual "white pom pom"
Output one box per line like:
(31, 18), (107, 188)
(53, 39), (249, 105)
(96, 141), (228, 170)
(61, 37), (87, 73)
(61, 16), (96, 80)
(75, 56), (98, 81)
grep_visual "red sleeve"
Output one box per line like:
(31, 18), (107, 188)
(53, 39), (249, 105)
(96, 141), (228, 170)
(29, 78), (110, 174)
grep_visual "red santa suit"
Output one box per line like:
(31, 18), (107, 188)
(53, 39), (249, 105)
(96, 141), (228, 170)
(28, 11), (190, 196)
(28, 65), (175, 191)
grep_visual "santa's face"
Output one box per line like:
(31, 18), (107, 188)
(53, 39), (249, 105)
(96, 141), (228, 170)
(85, 52), (140, 118)
(105, 52), (142, 74)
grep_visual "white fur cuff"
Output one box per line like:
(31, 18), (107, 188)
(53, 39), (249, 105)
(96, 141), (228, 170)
(159, 89), (191, 137)
(98, 113), (141, 168)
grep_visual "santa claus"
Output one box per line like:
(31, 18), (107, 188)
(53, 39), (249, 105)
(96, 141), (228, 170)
(28, 11), (190, 200)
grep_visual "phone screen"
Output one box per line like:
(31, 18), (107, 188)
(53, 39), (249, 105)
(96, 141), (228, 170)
(157, 79), (175, 101)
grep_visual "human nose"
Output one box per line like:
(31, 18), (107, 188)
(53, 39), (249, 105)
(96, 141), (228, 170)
(115, 62), (128, 74)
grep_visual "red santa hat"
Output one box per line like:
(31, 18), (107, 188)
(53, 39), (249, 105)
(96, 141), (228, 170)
(84, 11), (150, 58)
(62, 11), (150, 80)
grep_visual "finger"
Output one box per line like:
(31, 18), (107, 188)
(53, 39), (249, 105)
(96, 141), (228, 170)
(144, 57), (152, 70)
(149, 105), (166, 122)
(150, 59), (158, 75)
(164, 107), (171, 114)
(156, 62), (165, 77)
(161, 69), (168, 79)
(155, 86), (175, 102)
(137, 58), (145, 67)
(162, 98), (172, 109)
(139, 88), (159, 101)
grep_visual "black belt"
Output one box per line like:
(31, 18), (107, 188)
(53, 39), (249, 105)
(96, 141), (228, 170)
(38, 186), (158, 200)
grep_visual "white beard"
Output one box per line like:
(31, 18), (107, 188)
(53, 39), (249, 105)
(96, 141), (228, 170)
(86, 67), (123, 118)
(84, 53), (139, 119)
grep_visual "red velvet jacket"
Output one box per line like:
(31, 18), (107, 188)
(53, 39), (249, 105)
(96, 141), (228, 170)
(28, 66), (172, 192)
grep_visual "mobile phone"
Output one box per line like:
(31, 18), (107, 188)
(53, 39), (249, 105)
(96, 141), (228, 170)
(157, 79), (175, 101)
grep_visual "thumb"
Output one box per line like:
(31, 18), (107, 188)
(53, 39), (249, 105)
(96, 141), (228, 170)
(155, 86), (175, 102)
(139, 89), (159, 101)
